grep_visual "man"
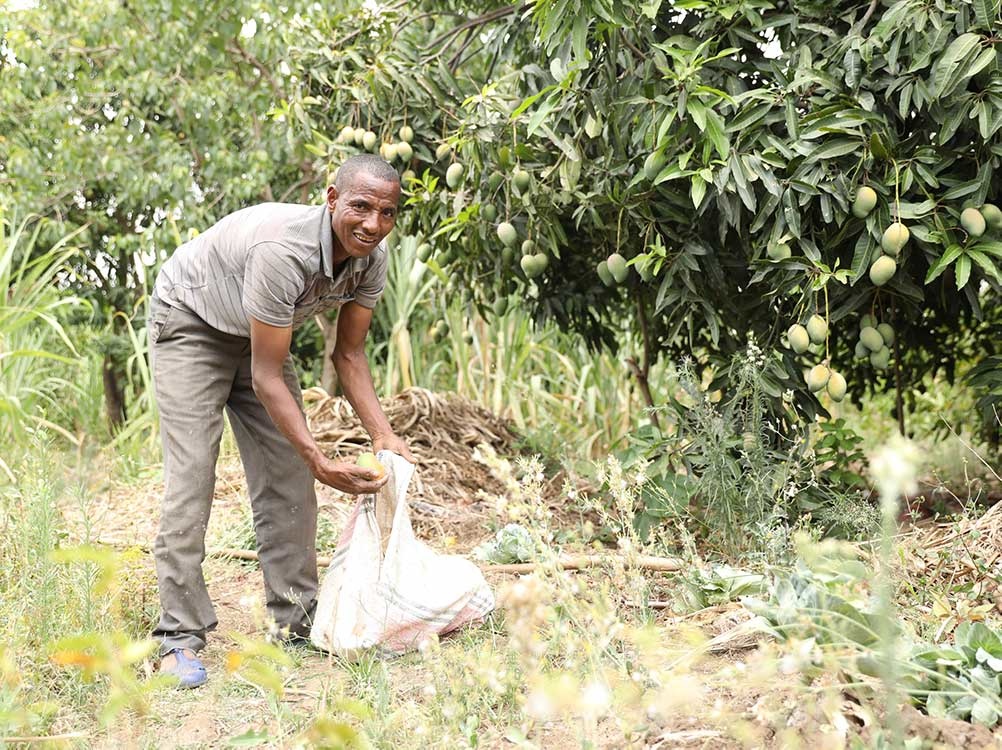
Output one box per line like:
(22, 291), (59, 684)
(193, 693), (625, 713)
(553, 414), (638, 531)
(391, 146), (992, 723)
(147, 154), (414, 688)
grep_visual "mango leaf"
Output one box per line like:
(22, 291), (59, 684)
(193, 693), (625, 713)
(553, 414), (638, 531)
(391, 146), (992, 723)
(967, 248), (1002, 284)
(972, 0), (1001, 29)
(932, 33), (982, 98)
(956, 254), (972, 289)
(704, 109), (729, 159)
(925, 244), (964, 283)
(690, 174), (707, 207)
(803, 138), (860, 163)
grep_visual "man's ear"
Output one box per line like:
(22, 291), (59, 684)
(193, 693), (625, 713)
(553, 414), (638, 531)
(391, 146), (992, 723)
(326, 185), (339, 210)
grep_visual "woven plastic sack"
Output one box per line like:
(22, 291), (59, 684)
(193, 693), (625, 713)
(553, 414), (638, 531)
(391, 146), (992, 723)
(310, 451), (495, 659)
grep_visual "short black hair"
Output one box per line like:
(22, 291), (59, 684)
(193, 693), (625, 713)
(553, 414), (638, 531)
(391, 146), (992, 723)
(335, 154), (400, 192)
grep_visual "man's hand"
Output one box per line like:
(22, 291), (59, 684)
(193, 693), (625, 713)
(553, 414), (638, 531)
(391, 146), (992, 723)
(309, 455), (388, 494)
(373, 432), (415, 463)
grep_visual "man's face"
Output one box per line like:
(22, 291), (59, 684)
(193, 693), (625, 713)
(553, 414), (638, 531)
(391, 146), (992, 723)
(327, 173), (401, 260)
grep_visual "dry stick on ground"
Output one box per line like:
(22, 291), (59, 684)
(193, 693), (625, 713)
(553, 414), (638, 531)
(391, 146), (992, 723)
(482, 554), (682, 573)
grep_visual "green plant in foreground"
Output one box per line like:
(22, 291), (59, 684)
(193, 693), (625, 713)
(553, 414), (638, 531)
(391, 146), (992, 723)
(746, 549), (1002, 731)
(0, 211), (88, 472)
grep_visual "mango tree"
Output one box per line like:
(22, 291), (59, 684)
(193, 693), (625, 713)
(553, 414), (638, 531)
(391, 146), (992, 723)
(286, 0), (1001, 440)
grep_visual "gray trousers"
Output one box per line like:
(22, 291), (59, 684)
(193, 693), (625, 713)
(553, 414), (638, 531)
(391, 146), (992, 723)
(148, 296), (318, 655)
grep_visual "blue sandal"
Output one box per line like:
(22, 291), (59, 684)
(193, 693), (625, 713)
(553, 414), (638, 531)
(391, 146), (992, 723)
(160, 648), (208, 689)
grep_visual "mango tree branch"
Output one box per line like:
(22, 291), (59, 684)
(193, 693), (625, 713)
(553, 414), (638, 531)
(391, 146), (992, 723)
(627, 295), (660, 430)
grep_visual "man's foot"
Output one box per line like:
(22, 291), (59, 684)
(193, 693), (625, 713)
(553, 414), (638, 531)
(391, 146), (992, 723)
(159, 648), (208, 689)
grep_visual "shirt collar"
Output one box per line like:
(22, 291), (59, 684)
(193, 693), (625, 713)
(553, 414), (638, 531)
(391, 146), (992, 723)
(320, 205), (372, 280)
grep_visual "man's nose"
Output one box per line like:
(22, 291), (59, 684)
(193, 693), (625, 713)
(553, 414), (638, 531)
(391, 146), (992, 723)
(363, 211), (380, 233)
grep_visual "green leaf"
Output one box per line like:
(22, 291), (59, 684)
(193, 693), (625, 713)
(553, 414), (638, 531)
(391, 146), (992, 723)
(704, 109), (729, 159)
(510, 85), (555, 119)
(526, 91), (560, 136)
(925, 244), (964, 283)
(971, 697), (1000, 727)
(972, 0), (1001, 31)
(690, 174), (707, 207)
(956, 254), (972, 289)
(968, 248), (1002, 283)
(226, 729), (271, 747)
(782, 190), (801, 238)
(804, 138), (860, 163)
(932, 33), (982, 98)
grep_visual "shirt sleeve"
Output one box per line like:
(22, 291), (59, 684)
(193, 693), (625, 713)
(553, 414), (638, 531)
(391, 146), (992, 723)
(242, 241), (309, 327)
(352, 243), (389, 309)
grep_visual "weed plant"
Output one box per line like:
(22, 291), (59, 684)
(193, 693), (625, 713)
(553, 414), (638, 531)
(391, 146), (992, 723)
(625, 341), (877, 558)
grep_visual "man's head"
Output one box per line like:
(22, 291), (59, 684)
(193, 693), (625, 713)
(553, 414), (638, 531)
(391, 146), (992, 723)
(327, 155), (401, 262)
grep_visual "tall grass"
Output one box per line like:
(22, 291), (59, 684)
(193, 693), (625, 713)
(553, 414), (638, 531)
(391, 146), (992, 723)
(0, 210), (89, 473)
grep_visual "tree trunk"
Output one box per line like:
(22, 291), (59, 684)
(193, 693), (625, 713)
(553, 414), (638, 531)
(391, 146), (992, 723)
(103, 353), (126, 431)
(317, 314), (339, 396)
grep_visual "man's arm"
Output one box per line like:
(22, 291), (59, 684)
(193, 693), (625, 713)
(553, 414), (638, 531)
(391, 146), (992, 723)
(249, 316), (387, 493)
(332, 301), (415, 462)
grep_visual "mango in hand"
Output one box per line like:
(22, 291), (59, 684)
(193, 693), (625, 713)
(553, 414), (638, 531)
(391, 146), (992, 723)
(356, 452), (386, 479)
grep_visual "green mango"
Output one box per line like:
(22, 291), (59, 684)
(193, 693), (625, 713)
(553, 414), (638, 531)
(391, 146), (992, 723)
(826, 371), (847, 402)
(880, 222), (909, 256)
(806, 314), (828, 345)
(961, 207), (986, 237)
(446, 162), (465, 189)
(807, 364), (830, 392)
(398, 125), (414, 143)
(852, 186), (877, 218)
(497, 222), (518, 247)
(787, 324), (810, 354)
(596, 260), (614, 286)
(607, 253), (628, 284)
(981, 203), (1002, 230)
(482, 204), (498, 222)
(860, 326), (884, 352)
(869, 346), (890, 370)
(643, 151), (666, 181)
(876, 323), (895, 346)
(869, 256), (896, 286)
(513, 169), (531, 192)
(767, 242), (791, 260)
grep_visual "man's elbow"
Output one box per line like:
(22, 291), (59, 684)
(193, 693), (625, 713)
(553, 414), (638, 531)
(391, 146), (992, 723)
(250, 366), (272, 399)
(332, 347), (364, 372)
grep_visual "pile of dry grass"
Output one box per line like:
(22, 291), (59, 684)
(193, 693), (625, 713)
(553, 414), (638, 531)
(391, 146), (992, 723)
(898, 500), (1002, 589)
(304, 386), (519, 510)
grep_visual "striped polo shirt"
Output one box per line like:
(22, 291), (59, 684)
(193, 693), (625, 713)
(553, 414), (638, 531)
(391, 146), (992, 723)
(153, 203), (388, 338)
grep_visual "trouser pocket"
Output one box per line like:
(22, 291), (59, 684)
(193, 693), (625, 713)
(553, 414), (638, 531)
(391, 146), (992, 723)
(147, 296), (175, 344)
